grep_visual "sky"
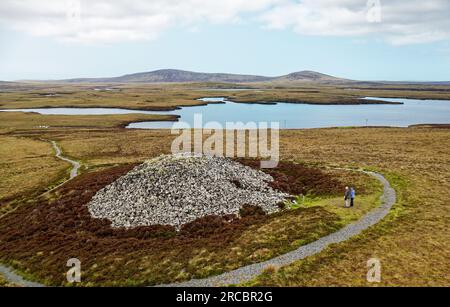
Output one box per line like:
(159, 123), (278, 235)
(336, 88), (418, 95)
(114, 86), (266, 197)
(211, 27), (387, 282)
(0, 0), (450, 81)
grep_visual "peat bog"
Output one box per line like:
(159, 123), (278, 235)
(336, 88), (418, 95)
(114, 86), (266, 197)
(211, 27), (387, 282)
(0, 159), (371, 286)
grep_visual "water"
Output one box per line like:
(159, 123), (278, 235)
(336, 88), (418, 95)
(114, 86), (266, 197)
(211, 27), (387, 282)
(193, 88), (266, 92)
(1, 97), (449, 129)
(0, 107), (171, 115)
(127, 97), (450, 129)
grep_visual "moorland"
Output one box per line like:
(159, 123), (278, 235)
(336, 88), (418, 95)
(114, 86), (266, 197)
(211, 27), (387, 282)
(0, 80), (449, 286)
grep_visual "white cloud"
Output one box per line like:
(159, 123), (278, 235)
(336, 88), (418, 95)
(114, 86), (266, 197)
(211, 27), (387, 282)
(0, 0), (449, 45)
(261, 0), (450, 45)
(0, 0), (282, 43)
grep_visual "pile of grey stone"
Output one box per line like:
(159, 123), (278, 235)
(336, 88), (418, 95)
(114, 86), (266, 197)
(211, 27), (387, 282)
(87, 153), (288, 229)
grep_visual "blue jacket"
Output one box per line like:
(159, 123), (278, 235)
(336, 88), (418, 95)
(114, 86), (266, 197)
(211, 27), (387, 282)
(350, 189), (356, 198)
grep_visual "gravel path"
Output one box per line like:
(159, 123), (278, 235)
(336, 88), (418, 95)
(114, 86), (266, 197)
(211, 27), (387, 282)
(158, 170), (396, 287)
(0, 164), (395, 287)
(0, 266), (44, 287)
(50, 140), (80, 180)
(0, 140), (80, 287)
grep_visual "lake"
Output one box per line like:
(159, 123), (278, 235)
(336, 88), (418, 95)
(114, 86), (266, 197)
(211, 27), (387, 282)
(1, 97), (449, 129)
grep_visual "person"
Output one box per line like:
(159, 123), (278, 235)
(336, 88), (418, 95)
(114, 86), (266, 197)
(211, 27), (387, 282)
(350, 187), (356, 207)
(344, 186), (351, 207)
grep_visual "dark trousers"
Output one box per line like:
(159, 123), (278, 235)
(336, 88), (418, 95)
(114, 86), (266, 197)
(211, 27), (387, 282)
(350, 198), (354, 207)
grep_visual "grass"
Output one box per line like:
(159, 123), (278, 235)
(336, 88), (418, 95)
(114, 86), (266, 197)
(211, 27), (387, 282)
(243, 128), (450, 286)
(36, 127), (449, 287)
(0, 111), (176, 133)
(0, 273), (17, 287)
(290, 193), (382, 226)
(289, 168), (384, 225)
(0, 136), (68, 207)
(1, 82), (450, 113)
(0, 83), (449, 286)
(0, 156), (380, 286)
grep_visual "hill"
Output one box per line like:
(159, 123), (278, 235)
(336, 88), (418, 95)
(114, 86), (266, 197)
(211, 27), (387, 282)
(57, 69), (347, 84)
(273, 70), (346, 83)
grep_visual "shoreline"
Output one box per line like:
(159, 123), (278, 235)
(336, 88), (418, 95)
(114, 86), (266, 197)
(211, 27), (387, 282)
(1, 96), (449, 130)
(0, 96), (402, 113)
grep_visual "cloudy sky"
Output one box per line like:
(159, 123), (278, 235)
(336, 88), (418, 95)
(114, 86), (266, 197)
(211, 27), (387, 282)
(0, 0), (449, 81)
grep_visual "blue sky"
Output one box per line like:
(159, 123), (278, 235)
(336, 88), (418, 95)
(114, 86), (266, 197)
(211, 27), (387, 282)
(1, 0), (450, 81)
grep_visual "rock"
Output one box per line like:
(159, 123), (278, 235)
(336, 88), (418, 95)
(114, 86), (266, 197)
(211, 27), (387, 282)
(87, 153), (289, 229)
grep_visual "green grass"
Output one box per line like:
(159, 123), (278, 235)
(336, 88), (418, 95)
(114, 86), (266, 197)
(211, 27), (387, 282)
(243, 172), (406, 287)
(288, 190), (382, 226)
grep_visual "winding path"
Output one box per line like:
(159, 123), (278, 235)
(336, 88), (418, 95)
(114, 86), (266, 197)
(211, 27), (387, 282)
(0, 140), (80, 287)
(1, 158), (395, 287)
(159, 170), (396, 287)
(50, 140), (80, 180)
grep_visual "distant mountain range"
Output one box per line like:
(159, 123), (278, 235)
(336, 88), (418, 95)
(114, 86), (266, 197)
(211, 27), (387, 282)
(6, 69), (450, 85)
(52, 69), (348, 84)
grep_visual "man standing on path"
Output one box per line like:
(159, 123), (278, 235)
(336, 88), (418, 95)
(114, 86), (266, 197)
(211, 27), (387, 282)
(350, 187), (356, 207)
(344, 186), (351, 207)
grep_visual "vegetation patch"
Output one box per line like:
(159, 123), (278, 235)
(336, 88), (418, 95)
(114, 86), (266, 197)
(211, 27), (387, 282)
(238, 159), (346, 195)
(0, 136), (68, 206)
(0, 159), (378, 286)
(0, 273), (17, 287)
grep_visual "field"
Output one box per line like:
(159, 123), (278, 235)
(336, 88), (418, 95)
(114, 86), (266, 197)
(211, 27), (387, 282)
(0, 83), (449, 286)
(247, 128), (450, 286)
(0, 136), (68, 213)
(0, 132), (382, 285)
(2, 82), (450, 114)
(0, 112), (176, 133)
